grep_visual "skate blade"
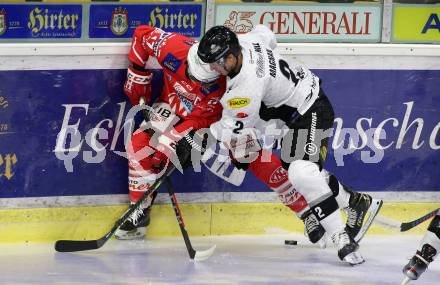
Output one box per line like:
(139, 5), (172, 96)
(401, 276), (411, 285)
(115, 228), (146, 240)
(354, 199), (383, 243)
(317, 234), (327, 249)
(344, 252), (365, 266)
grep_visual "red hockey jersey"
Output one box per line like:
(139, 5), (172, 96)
(128, 26), (226, 133)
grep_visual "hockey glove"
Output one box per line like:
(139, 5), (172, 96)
(124, 64), (152, 106)
(151, 130), (207, 171)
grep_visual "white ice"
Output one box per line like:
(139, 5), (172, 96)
(0, 234), (439, 285)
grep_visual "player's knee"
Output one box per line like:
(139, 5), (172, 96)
(288, 160), (321, 189)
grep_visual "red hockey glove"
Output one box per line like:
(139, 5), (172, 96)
(151, 130), (202, 171)
(151, 131), (182, 171)
(123, 65), (152, 105)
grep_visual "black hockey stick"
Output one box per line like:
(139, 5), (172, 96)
(164, 177), (216, 261)
(54, 166), (176, 252)
(400, 208), (439, 232)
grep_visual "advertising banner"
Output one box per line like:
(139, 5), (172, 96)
(215, 3), (382, 42)
(89, 4), (203, 39)
(0, 67), (439, 198)
(0, 4), (82, 39)
(393, 5), (440, 43)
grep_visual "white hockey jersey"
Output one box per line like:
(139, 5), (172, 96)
(210, 25), (320, 141)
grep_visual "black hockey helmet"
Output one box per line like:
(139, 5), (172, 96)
(197, 26), (240, 64)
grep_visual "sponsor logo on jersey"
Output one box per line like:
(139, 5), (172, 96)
(227, 98), (250, 109)
(145, 28), (172, 57)
(269, 166), (287, 184)
(111, 7), (128, 36)
(256, 51), (264, 78)
(304, 112), (318, 156)
(183, 40), (195, 47)
(251, 44), (265, 78)
(173, 81), (196, 101)
(176, 93), (194, 113)
(170, 82), (196, 114)
(200, 82), (219, 96)
(304, 142), (318, 156)
(309, 112), (317, 142)
(0, 10), (7, 36)
(236, 112), (248, 118)
(163, 53), (182, 73)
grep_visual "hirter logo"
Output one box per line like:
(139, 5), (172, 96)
(269, 166), (287, 184)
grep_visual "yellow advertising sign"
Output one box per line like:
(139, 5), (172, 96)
(393, 6), (440, 42)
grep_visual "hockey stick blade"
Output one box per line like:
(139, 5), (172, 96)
(193, 245), (217, 261)
(401, 276), (411, 285)
(374, 215), (401, 231)
(55, 239), (101, 252)
(54, 166), (175, 253)
(400, 208), (439, 232)
(165, 177), (216, 261)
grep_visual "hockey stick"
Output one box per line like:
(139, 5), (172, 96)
(54, 166), (176, 252)
(374, 214), (402, 231)
(164, 177), (216, 261)
(373, 209), (439, 233)
(400, 208), (439, 232)
(401, 276), (412, 285)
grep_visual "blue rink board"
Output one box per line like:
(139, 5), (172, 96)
(0, 69), (439, 198)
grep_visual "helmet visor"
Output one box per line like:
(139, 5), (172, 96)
(207, 56), (227, 74)
(187, 43), (220, 83)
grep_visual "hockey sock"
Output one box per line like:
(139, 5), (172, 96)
(322, 169), (350, 209)
(311, 197), (344, 236)
(248, 150), (308, 215)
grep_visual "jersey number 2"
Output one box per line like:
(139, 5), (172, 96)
(233, 121), (244, 134)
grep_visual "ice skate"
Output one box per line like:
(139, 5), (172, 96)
(302, 211), (327, 248)
(115, 203), (152, 240)
(345, 190), (383, 243)
(332, 230), (364, 265)
(402, 243), (436, 281)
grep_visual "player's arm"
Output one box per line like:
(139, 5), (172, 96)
(124, 26), (170, 105)
(150, 85), (224, 171)
(249, 24), (277, 50)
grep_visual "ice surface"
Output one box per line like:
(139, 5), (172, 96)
(0, 234), (438, 285)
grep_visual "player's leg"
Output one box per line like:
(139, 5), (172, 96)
(403, 213), (440, 281)
(288, 159), (363, 265)
(115, 129), (158, 239)
(323, 170), (383, 243)
(298, 93), (382, 244)
(245, 149), (326, 244)
(283, 94), (363, 264)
